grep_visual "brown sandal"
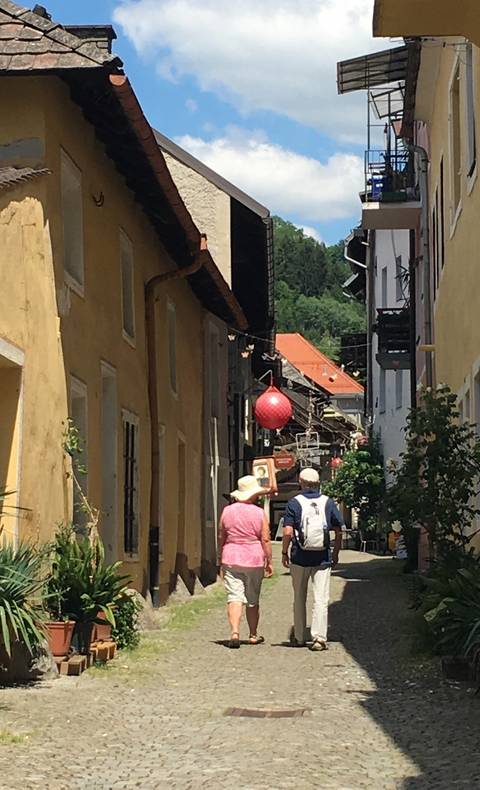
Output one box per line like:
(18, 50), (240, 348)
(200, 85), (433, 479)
(248, 635), (265, 645)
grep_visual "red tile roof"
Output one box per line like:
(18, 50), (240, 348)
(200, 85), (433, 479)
(276, 333), (364, 396)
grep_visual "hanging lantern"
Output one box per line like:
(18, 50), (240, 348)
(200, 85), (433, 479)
(254, 385), (293, 430)
(330, 456), (343, 470)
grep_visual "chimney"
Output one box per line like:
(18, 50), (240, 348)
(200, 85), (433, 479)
(63, 25), (117, 54)
(32, 5), (52, 20)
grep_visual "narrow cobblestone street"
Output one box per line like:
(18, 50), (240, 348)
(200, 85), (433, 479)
(1, 547), (480, 790)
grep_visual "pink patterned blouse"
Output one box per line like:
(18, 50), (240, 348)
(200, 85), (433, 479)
(220, 502), (265, 568)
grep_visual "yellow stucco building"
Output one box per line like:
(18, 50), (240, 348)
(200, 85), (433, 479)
(0, 5), (247, 602)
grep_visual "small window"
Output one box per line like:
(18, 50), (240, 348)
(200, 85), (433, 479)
(120, 230), (135, 342)
(167, 302), (177, 395)
(395, 256), (403, 303)
(70, 377), (88, 530)
(61, 150), (84, 289)
(450, 62), (462, 218)
(395, 369), (403, 410)
(466, 43), (476, 178)
(381, 266), (388, 308)
(379, 368), (386, 414)
(123, 412), (139, 555)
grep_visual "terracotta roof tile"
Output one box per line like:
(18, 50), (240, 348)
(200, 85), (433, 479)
(0, 165), (50, 190)
(0, 0), (122, 70)
(276, 333), (364, 396)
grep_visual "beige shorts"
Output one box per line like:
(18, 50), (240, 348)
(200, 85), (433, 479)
(223, 566), (264, 606)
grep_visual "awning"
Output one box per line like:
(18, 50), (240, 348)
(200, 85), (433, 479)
(337, 45), (408, 95)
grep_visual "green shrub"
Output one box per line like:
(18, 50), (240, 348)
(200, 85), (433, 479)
(111, 591), (142, 650)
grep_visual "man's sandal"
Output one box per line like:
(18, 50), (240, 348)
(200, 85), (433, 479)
(248, 635), (265, 645)
(228, 632), (240, 649)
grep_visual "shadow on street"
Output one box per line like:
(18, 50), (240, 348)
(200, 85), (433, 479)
(329, 555), (480, 789)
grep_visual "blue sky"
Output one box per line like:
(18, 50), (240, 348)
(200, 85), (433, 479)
(44, 0), (386, 245)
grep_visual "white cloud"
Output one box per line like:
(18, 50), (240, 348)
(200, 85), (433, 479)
(113, 0), (387, 142)
(185, 98), (198, 113)
(175, 129), (363, 222)
(298, 225), (323, 243)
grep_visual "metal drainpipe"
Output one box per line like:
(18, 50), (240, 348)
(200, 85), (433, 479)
(145, 243), (206, 607)
(343, 239), (369, 421)
(406, 143), (433, 388)
(409, 228), (418, 409)
(366, 232), (375, 429)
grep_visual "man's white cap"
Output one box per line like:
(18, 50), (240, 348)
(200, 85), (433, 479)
(299, 467), (320, 485)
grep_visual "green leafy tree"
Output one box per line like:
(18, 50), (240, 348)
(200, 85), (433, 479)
(324, 438), (385, 531)
(273, 216), (327, 296)
(273, 217), (366, 360)
(387, 385), (480, 562)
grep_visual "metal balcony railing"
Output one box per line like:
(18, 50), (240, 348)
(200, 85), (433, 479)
(374, 308), (410, 370)
(364, 149), (416, 204)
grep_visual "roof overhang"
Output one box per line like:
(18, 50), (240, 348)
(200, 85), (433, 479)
(373, 0), (480, 48)
(64, 71), (247, 329)
(362, 201), (421, 230)
(337, 45), (409, 95)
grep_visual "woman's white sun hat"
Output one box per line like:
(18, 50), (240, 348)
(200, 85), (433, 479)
(231, 475), (265, 502)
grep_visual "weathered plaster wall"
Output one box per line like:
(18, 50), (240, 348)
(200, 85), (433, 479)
(0, 76), (206, 594)
(371, 230), (411, 478)
(426, 44), (480, 396)
(163, 152), (232, 286)
(419, 42), (480, 546)
(0, 183), (68, 544)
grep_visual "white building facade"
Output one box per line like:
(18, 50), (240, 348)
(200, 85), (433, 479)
(372, 229), (411, 476)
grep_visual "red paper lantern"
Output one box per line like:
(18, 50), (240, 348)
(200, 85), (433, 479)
(254, 385), (293, 430)
(330, 456), (343, 469)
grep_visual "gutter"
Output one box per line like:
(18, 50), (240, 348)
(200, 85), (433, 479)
(108, 74), (247, 331)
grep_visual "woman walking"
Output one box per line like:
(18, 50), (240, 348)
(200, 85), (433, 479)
(218, 475), (273, 648)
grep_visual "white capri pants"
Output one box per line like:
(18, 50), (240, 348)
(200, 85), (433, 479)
(223, 566), (264, 607)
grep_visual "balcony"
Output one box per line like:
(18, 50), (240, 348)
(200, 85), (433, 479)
(373, 0), (480, 48)
(362, 148), (421, 230)
(374, 308), (410, 370)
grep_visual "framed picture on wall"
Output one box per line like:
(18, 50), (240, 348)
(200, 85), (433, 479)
(252, 456), (278, 495)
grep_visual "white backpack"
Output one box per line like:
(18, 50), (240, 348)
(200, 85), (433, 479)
(295, 494), (329, 551)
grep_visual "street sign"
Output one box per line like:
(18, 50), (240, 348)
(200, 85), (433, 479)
(273, 450), (296, 471)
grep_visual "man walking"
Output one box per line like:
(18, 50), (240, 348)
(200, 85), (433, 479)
(282, 468), (343, 651)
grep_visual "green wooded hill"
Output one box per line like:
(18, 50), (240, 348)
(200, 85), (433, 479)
(273, 216), (366, 360)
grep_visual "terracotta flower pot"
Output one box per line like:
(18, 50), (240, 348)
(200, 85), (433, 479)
(46, 621), (75, 657)
(93, 611), (112, 642)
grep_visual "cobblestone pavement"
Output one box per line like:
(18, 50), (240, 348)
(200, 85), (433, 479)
(1, 547), (480, 790)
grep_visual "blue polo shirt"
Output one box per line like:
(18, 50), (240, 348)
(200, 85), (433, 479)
(283, 488), (344, 567)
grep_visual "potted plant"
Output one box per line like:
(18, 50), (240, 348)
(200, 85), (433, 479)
(44, 541), (75, 657)
(49, 525), (129, 655)
(0, 541), (47, 682)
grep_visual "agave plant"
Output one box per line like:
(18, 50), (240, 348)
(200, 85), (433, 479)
(0, 542), (47, 657)
(422, 559), (480, 656)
